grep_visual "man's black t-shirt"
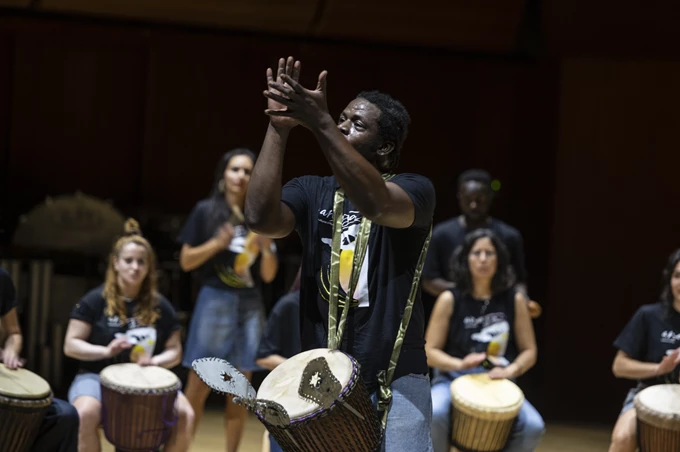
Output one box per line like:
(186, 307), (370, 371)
(0, 267), (17, 317)
(256, 290), (301, 361)
(444, 288), (518, 377)
(177, 198), (269, 290)
(70, 285), (180, 374)
(423, 216), (527, 284)
(281, 173), (436, 392)
(614, 302), (680, 387)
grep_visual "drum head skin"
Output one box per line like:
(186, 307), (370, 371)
(257, 348), (353, 419)
(0, 363), (51, 399)
(100, 363), (179, 391)
(634, 384), (680, 431)
(450, 373), (524, 420)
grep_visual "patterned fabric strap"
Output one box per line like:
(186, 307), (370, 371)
(327, 174), (394, 350)
(377, 224), (432, 429)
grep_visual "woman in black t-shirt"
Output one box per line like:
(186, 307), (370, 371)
(425, 229), (544, 452)
(63, 219), (194, 452)
(609, 248), (680, 452)
(177, 148), (278, 452)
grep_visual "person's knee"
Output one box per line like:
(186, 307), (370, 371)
(178, 398), (195, 430)
(525, 414), (546, 439)
(611, 423), (636, 447)
(74, 397), (101, 429)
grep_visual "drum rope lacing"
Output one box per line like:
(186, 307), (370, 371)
(327, 173), (432, 429)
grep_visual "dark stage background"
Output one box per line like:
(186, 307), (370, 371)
(1, 0), (679, 427)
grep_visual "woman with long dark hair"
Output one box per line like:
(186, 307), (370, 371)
(426, 228), (544, 452)
(178, 148), (278, 451)
(608, 248), (680, 452)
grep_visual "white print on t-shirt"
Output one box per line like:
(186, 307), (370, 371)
(464, 312), (510, 361)
(319, 209), (369, 307)
(661, 330), (680, 344)
(108, 315), (140, 329)
(463, 312), (506, 329)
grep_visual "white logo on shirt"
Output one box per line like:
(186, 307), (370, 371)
(661, 330), (680, 344)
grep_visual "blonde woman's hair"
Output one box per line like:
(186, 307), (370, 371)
(103, 218), (159, 325)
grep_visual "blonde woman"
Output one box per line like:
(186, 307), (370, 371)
(64, 219), (194, 452)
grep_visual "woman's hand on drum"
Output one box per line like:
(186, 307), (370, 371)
(1, 348), (25, 370)
(106, 336), (132, 358)
(488, 366), (516, 380)
(655, 348), (680, 376)
(459, 352), (487, 370)
(136, 355), (154, 367)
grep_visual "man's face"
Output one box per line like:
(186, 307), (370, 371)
(337, 98), (383, 161)
(458, 181), (492, 222)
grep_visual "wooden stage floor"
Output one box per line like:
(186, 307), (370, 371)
(102, 408), (613, 451)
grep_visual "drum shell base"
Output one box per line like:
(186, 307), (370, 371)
(451, 409), (515, 452)
(0, 393), (53, 452)
(101, 385), (178, 452)
(638, 419), (680, 452)
(262, 374), (382, 452)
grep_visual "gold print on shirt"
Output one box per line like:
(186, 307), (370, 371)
(215, 225), (258, 288)
(318, 209), (369, 308)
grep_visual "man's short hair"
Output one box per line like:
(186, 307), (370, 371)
(357, 90), (410, 171)
(457, 169), (492, 190)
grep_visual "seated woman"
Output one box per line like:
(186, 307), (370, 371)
(608, 248), (680, 452)
(63, 218), (194, 452)
(426, 228), (545, 452)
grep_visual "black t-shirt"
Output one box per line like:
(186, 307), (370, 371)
(423, 216), (527, 284)
(177, 198), (270, 290)
(613, 302), (680, 387)
(256, 290), (301, 361)
(281, 173), (435, 392)
(69, 285), (180, 374)
(0, 267), (17, 317)
(443, 288), (518, 376)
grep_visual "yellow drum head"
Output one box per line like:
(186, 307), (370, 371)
(0, 364), (51, 399)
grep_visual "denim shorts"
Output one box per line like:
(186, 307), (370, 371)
(621, 386), (642, 414)
(182, 285), (264, 372)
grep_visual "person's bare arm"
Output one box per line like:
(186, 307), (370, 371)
(264, 63), (418, 229)
(256, 354), (286, 371)
(149, 330), (182, 368)
(179, 223), (233, 272)
(425, 291), (486, 372)
(613, 349), (680, 380)
(508, 292), (538, 376)
(63, 319), (131, 361)
(1, 308), (24, 369)
(245, 57), (300, 238)
(422, 278), (455, 297)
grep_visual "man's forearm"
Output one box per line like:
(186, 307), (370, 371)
(245, 124), (289, 235)
(312, 116), (392, 219)
(422, 278), (455, 297)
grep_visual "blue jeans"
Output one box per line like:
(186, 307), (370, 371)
(269, 435), (284, 452)
(431, 368), (545, 452)
(182, 285), (264, 372)
(370, 373), (434, 452)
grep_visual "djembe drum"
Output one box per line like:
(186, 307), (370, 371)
(99, 363), (181, 452)
(256, 348), (382, 452)
(634, 384), (680, 452)
(0, 363), (53, 452)
(450, 373), (524, 452)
